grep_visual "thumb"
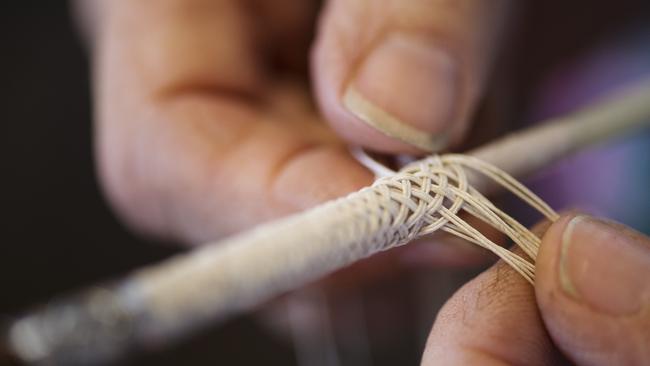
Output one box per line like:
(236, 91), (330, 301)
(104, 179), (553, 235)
(536, 214), (650, 365)
(311, 0), (513, 153)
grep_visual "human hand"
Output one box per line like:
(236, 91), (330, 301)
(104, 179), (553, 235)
(86, 0), (510, 245)
(422, 214), (650, 365)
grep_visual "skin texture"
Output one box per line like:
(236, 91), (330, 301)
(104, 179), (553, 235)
(422, 214), (650, 365)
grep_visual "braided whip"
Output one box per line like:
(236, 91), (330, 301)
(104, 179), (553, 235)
(6, 80), (650, 365)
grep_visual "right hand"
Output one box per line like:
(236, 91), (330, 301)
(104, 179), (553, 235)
(422, 213), (650, 365)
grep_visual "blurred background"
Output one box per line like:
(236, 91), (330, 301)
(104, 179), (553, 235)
(0, 1), (648, 365)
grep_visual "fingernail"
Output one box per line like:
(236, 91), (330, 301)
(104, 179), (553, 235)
(559, 215), (650, 315)
(343, 33), (457, 152)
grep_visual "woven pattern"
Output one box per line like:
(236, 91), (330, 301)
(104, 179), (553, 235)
(349, 154), (559, 283)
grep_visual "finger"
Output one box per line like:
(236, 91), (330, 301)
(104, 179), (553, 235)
(108, 1), (269, 97)
(421, 246), (565, 365)
(95, 0), (264, 241)
(312, 0), (513, 153)
(95, 0), (373, 243)
(536, 214), (650, 365)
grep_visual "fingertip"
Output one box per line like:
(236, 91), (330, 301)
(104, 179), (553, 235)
(311, 35), (424, 154)
(311, 0), (514, 155)
(270, 144), (374, 211)
(535, 214), (577, 290)
(310, 0), (503, 155)
(422, 254), (558, 366)
(312, 31), (459, 155)
(536, 214), (650, 365)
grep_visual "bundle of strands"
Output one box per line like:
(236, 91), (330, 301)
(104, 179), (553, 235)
(5, 80), (650, 365)
(359, 153), (558, 283)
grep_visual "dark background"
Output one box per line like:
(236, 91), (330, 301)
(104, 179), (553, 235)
(0, 1), (648, 365)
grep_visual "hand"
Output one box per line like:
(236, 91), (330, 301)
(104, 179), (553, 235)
(422, 214), (650, 365)
(85, 0), (511, 245)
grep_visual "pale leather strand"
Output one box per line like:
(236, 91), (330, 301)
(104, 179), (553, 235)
(361, 153), (557, 284)
(124, 153), (556, 341)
